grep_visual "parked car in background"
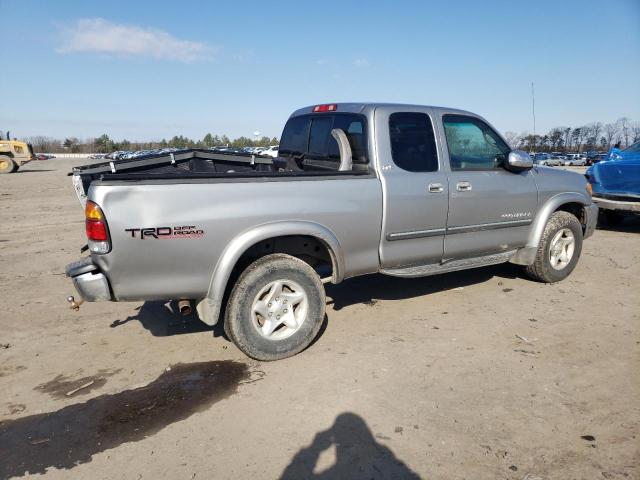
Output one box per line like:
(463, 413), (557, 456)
(564, 156), (587, 166)
(262, 145), (279, 158)
(585, 151), (601, 164)
(534, 153), (562, 166)
(586, 141), (640, 225)
(564, 154), (585, 165)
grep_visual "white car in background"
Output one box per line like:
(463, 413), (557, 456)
(261, 145), (279, 158)
(564, 154), (587, 166)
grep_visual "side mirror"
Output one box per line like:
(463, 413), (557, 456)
(505, 150), (533, 171)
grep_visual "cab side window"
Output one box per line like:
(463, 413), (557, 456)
(443, 115), (510, 171)
(388, 112), (439, 172)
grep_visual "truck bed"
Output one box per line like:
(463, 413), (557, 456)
(72, 149), (369, 198)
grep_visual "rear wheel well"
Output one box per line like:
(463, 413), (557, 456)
(227, 234), (333, 292)
(237, 235), (333, 277)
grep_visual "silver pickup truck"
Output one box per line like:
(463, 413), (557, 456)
(66, 103), (597, 360)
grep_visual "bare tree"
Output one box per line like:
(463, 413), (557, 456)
(25, 136), (59, 153)
(563, 127), (572, 151)
(549, 128), (564, 150)
(617, 117), (630, 147)
(571, 128), (583, 152)
(588, 122), (602, 150)
(503, 131), (519, 147)
(632, 122), (640, 143)
(599, 137), (607, 149)
(604, 123), (620, 148)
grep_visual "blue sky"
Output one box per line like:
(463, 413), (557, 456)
(1, 0), (639, 141)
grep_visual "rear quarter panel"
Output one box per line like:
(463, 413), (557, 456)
(89, 177), (383, 301)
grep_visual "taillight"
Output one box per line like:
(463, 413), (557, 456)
(312, 104), (337, 113)
(85, 201), (111, 253)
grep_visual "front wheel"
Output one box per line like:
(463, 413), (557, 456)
(524, 211), (583, 283)
(225, 253), (326, 361)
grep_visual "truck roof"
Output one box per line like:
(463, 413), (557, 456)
(289, 102), (476, 118)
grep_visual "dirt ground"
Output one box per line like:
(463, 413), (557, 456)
(1, 158), (638, 480)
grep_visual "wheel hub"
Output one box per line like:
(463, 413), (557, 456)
(251, 279), (308, 340)
(549, 228), (575, 270)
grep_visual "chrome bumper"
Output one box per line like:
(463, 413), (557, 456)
(593, 196), (640, 213)
(65, 257), (112, 301)
(584, 203), (598, 239)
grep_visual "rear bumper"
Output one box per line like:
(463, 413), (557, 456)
(65, 257), (112, 301)
(593, 196), (640, 213)
(584, 203), (598, 239)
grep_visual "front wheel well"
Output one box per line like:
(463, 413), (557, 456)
(555, 202), (586, 227)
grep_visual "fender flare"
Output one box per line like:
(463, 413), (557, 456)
(511, 192), (591, 265)
(196, 221), (344, 325)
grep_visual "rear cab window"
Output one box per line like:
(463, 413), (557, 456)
(279, 113), (369, 171)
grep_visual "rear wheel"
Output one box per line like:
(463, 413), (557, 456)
(524, 211), (583, 283)
(225, 253), (326, 361)
(0, 156), (16, 174)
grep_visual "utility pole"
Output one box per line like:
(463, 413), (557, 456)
(531, 82), (536, 153)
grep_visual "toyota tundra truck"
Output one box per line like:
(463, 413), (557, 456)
(66, 103), (598, 361)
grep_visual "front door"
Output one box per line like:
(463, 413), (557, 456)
(378, 109), (449, 268)
(441, 114), (538, 260)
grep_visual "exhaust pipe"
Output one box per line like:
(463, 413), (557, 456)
(67, 295), (84, 311)
(177, 299), (192, 316)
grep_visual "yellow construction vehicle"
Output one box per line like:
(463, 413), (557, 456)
(0, 136), (35, 173)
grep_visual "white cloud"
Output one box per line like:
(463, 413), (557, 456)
(354, 58), (370, 68)
(57, 18), (216, 62)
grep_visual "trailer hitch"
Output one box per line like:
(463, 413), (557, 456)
(67, 295), (84, 311)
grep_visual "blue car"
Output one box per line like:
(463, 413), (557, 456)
(586, 141), (640, 225)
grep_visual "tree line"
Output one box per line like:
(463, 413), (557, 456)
(5, 133), (280, 154)
(504, 117), (639, 153)
(3, 117), (639, 154)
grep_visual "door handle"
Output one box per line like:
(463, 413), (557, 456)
(456, 181), (472, 192)
(428, 183), (444, 193)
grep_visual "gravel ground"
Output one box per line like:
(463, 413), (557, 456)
(0, 158), (638, 479)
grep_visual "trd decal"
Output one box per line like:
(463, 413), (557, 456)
(125, 226), (205, 239)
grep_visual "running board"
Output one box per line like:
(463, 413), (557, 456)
(380, 250), (517, 278)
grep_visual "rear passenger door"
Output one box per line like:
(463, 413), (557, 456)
(441, 114), (538, 260)
(378, 109), (449, 268)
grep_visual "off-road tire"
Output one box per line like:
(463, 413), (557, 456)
(225, 253), (326, 361)
(524, 211), (583, 283)
(0, 156), (16, 174)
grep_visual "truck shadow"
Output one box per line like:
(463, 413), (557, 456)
(110, 264), (522, 341)
(279, 412), (420, 479)
(110, 300), (219, 337)
(596, 215), (640, 233)
(326, 262), (522, 311)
